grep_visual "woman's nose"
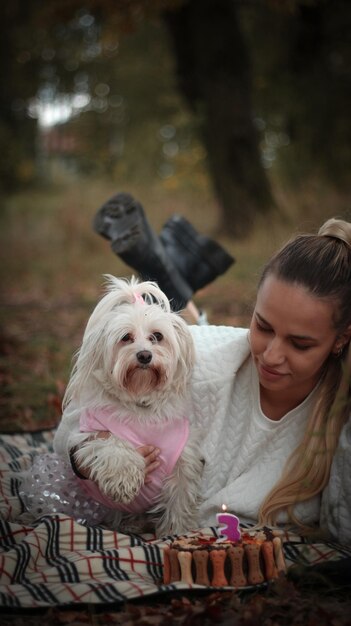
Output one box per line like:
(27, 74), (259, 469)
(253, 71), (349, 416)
(263, 337), (285, 364)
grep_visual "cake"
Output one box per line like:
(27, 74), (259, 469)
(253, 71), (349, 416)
(163, 529), (286, 587)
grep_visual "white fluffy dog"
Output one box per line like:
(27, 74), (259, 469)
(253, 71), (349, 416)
(53, 275), (203, 537)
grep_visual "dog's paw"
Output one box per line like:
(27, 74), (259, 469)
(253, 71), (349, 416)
(75, 436), (146, 504)
(98, 461), (145, 504)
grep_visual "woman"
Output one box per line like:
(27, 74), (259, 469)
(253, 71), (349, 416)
(55, 217), (351, 543)
(188, 217), (351, 544)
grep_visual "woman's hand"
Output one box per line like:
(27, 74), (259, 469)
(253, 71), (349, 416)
(137, 445), (160, 483)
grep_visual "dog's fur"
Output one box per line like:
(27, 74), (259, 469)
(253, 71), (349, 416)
(62, 275), (203, 536)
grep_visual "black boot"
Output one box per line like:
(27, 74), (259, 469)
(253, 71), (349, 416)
(159, 214), (235, 292)
(93, 193), (193, 311)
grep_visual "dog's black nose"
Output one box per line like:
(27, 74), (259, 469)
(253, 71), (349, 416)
(137, 350), (152, 365)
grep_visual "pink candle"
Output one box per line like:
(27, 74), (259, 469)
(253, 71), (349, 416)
(216, 505), (241, 542)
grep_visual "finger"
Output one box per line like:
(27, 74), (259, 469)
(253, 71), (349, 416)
(137, 446), (160, 465)
(145, 459), (160, 476)
(145, 448), (160, 466)
(137, 445), (156, 458)
(145, 461), (161, 484)
(143, 449), (160, 467)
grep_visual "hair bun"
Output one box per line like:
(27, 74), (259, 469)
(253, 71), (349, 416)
(318, 218), (351, 246)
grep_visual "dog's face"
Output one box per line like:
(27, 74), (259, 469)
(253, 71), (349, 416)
(68, 276), (194, 412)
(106, 299), (192, 399)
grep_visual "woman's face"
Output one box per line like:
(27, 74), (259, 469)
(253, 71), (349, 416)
(249, 275), (341, 402)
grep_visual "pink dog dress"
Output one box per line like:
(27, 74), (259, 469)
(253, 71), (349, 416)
(19, 407), (189, 526)
(79, 407), (190, 514)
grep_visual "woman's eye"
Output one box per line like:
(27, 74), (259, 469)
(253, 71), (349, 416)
(151, 332), (163, 343)
(292, 342), (311, 351)
(256, 320), (271, 333)
(121, 333), (133, 343)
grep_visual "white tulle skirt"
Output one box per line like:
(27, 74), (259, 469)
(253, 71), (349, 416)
(19, 452), (110, 526)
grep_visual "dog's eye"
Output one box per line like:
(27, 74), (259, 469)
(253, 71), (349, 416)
(121, 333), (133, 343)
(150, 332), (163, 343)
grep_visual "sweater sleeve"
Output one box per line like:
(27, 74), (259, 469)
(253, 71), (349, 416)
(320, 415), (351, 545)
(187, 325), (251, 431)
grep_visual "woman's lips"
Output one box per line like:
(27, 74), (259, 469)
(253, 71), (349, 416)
(258, 362), (287, 382)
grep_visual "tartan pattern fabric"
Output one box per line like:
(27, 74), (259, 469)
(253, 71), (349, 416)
(0, 430), (350, 608)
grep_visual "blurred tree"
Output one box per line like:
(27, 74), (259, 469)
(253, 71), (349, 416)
(1, 0), (351, 235)
(0, 1), (41, 190)
(163, 0), (275, 235)
(243, 0), (351, 188)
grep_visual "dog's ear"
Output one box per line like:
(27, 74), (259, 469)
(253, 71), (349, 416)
(171, 314), (195, 387)
(63, 324), (105, 407)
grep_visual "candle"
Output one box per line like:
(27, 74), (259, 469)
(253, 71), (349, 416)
(216, 504), (241, 542)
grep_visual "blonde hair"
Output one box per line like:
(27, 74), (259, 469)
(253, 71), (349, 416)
(257, 218), (351, 531)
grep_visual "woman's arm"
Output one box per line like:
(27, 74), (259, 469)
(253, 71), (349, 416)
(320, 416), (351, 544)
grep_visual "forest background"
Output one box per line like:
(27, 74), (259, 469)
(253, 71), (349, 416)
(0, 2), (351, 622)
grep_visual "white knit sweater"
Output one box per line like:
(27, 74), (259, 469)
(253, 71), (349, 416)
(189, 325), (351, 542)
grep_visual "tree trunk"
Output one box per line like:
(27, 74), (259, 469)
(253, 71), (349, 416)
(0, 2), (38, 191)
(163, 0), (275, 238)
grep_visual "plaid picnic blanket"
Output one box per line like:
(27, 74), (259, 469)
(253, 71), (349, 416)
(0, 430), (350, 609)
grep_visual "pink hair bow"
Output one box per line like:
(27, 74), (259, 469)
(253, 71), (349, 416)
(133, 292), (145, 305)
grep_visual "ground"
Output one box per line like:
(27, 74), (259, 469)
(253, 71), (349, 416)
(1, 179), (350, 624)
